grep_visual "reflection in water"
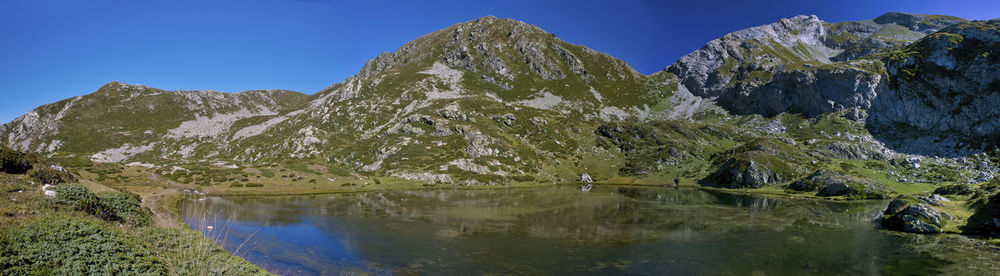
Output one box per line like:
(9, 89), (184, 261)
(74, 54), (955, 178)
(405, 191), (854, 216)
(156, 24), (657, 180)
(183, 186), (997, 275)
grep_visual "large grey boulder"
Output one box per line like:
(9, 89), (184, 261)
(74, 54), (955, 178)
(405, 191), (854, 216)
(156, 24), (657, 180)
(788, 169), (889, 199)
(881, 196), (948, 234)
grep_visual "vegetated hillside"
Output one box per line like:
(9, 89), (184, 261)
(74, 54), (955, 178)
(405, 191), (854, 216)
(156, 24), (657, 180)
(0, 145), (265, 274)
(1, 16), (701, 185)
(1, 13), (998, 190)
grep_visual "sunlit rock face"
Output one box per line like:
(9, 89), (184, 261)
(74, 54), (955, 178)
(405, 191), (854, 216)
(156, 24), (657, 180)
(870, 20), (1000, 144)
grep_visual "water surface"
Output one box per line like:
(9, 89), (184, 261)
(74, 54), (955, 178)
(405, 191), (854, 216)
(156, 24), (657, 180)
(182, 186), (999, 275)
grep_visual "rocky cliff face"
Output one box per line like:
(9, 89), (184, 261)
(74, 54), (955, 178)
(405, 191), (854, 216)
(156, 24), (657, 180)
(870, 20), (1000, 152)
(666, 12), (965, 117)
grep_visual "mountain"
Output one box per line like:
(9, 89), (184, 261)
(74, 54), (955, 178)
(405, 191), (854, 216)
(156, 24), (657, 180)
(2, 13), (999, 188)
(870, 19), (1000, 152)
(666, 13), (965, 117)
(1, 16), (696, 184)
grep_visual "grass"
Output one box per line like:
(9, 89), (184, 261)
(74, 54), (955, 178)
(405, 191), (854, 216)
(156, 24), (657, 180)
(0, 171), (267, 274)
(259, 168), (275, 178)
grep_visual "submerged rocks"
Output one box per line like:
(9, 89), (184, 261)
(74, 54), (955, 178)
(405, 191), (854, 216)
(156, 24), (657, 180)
(881, 196), (948, 234)
(788, 169), (889, 199)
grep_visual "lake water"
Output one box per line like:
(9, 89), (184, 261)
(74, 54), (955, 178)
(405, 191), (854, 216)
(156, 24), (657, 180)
(182, 185), (1000, 275)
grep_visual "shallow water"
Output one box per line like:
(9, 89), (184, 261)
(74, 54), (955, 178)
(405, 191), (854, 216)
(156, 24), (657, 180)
(182, 186), (1000, 275)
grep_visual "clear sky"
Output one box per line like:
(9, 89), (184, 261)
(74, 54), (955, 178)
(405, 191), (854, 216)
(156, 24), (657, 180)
(1, 0), (998, 123)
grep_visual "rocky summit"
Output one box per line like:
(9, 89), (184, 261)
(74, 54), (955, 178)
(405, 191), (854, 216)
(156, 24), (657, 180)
(2, 13), (999, 191)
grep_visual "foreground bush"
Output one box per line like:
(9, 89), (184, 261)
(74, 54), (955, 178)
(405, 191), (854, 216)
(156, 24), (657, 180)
(98, 191), (153, 227)
(0, 216), (167, 275)
(28, 167), (75, 185)
(52, 184), (153, 226)
(0, 145), (32, 174)
(52, 183), (110, 217)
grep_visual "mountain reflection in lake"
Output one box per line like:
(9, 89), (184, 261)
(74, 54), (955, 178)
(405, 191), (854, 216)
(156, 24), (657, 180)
(182, 186), (997, 275)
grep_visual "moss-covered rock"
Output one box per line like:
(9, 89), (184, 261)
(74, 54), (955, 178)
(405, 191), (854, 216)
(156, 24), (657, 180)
(962, 191), (1000, 236)
(881, 196), (948, 234)
(700, 138), (810, 188)
(933, 183), (976, 196)
(789, 169), (889, 199)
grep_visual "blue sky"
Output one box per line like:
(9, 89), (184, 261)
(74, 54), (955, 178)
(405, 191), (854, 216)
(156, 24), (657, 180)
(1, 0), (998, 123)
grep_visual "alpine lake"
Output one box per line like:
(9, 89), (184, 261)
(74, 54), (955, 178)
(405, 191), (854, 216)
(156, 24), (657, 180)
(182, 185), (1000, 275)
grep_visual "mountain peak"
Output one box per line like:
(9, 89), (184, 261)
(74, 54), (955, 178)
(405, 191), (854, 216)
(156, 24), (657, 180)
(351, 15), (637, 87)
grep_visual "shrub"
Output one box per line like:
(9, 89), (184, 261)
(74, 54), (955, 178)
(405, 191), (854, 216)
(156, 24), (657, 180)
(28, 167), (75, 185)
(0, 216), (166, 275)
(97, 191), (152, 227)
(52, 183), (111, 220)
(839, 162), (857, 172)
(864, 161), (886, 170)
(0, 145), (32, 174)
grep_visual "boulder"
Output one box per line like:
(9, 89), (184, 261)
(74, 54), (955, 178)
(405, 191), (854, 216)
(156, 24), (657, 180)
(700, 138), (809, 189)
(701, 159), (775, 189)
(881, 196), (947, 234)
(788, 169), (889, 199)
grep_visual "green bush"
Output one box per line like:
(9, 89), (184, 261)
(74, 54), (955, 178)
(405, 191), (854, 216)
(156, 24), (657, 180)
(0, 145), (33, 174)
(97, 191), (152, 227)
(52, 183), (112, 220)
(864, 161), (886, 170)
(28, 167), (75, 185)
(52, 184), (154, 226)
(0, 216), (166, 275)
